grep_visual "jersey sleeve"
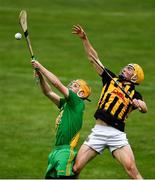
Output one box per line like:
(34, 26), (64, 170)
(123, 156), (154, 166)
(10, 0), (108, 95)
(133, 91), (143, 100)
(100, 68), (116, 85)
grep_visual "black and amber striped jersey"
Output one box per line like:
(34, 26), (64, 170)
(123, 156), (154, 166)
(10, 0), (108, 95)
(94, 68), (142, 132)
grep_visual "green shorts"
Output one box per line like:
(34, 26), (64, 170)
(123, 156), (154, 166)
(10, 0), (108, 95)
(45, 145), (77, 178)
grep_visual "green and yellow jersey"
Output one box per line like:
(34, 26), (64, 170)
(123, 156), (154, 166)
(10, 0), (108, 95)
(94, 68), (142, 132)
(55, 89), (85, 148)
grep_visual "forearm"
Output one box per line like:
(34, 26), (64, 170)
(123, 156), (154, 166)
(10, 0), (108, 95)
(81, 36), (104, 75)
(31, 60), (68, 97)
(82, 35), (99, 60)
(73, 25), (104, 74)
(39, 64), (62, 89)
(37, 63), (68, 97)
(36, 71), (60, 107)
(38, 72), (51, 96)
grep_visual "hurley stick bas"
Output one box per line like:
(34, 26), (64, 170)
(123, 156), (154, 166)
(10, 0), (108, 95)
(19, 10), (39, 81)
(19, 10), (35, 59)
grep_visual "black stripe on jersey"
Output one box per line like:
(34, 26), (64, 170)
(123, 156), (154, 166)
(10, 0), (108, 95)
(107, 96), (119, 112)
(114, 80), (119, 87)
(122, 104), (131, 120)
(98, 81), (110, 108)
(113, 103), (124, 119)
(103, 81), (111, 96)
(101, 93), (111, 110)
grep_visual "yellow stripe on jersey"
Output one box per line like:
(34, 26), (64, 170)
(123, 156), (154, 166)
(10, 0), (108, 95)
(129, 89), (135, 100)
(117, 86), (135, 119)
(97, 77), (135, 121)
(98, 80), (115, 109)
(70, 132), (80, 148)
(66, 147), (75, 176)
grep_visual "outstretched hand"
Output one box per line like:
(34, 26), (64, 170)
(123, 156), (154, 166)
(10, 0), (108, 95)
(72, 24), (86, 39)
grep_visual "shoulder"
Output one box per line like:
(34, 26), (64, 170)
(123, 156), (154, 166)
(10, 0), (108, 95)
(133, 90), (143, 100)
(100, 68), (116, 85)
(100, 68), (116, 77)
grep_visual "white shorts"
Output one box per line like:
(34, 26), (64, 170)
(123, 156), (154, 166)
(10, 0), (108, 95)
(84, 124), (130, 154)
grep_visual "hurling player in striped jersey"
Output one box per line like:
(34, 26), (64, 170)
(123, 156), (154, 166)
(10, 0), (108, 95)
(72, 24), (147, 179)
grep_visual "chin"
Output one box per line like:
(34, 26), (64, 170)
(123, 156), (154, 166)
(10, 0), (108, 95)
(119, 74), (126, 80)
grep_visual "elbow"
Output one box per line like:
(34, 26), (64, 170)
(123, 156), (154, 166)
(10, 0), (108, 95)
(140, 106), (148, 113)
(43, 91), (49, 97)
(139, 100), (148, 113)
(142, 108), (148, 113)
(42, 89), (51, 97)
(144, 106), (148, 113)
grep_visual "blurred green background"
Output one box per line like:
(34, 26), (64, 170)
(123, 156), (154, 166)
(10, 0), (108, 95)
(0, 0), (155, 179)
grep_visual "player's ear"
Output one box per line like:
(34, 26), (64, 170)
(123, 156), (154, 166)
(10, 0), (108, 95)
(77, 91), (84, 98)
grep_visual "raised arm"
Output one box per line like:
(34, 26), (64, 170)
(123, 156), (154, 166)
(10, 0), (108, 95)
(31, 60), (69, 98)
(34, 70), (61, 107)
(72, 24), (104, 75)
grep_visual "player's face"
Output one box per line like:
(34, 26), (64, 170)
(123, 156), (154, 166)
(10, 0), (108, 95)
(121, 65), (135, 81)
(68, 81), (80, 93)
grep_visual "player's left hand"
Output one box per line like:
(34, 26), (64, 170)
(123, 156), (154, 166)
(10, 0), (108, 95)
(72, 24), (86, 39)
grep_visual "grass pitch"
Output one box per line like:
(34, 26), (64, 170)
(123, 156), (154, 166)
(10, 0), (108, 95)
(0, 0), (155, 179)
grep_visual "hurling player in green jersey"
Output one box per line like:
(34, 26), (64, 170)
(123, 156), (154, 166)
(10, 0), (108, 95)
(31, 60), (91, 179)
